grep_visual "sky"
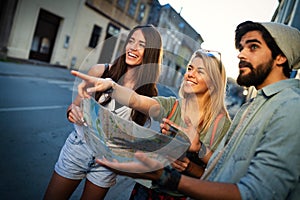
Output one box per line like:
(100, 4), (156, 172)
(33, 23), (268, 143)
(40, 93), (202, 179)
(158, 0), (279, 79)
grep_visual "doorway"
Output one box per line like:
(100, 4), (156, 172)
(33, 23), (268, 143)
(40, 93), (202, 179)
(29, 9), (61, 62)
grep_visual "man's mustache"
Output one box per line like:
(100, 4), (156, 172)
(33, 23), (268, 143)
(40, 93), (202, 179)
(239, 61), (253, 69)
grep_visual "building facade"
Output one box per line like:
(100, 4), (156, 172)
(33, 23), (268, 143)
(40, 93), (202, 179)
(0, 0), (152, 71)
(272, 0), (300, 29)
(147, 2), (204, 88)
(0, 0), (205, 89)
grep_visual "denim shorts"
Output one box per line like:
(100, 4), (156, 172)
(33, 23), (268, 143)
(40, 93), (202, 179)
(54, 130), (117, 188)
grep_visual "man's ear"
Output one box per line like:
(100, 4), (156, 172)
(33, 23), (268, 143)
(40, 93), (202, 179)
(275, 54), (287, 65)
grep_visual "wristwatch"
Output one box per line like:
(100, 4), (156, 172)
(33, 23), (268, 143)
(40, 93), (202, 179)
(198, 141), (207, 159)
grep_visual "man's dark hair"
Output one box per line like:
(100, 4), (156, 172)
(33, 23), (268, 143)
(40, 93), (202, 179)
(235, 21), (290, 77)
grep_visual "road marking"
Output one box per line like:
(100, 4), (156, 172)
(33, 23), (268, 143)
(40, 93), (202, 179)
(47, 80), (75, 91)
(0, 105), (67, 112)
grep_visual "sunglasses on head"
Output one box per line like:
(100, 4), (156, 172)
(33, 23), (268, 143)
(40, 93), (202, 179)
(199, 49), (222, 73)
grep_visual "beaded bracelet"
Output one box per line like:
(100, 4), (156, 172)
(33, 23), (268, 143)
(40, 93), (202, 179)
(152, 165), (181, 190)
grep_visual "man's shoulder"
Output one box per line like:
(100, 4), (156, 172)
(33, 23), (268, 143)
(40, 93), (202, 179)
(268, 79), (300, 99)
(280, 79), (300, 99)
(257, 79), (300, 118)
(271, 80), (300, 119)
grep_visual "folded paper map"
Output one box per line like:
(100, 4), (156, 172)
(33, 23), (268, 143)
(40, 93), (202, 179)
(81, 98), (190, 165)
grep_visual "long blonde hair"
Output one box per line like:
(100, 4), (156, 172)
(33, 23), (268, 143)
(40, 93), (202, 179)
(179, 49), (230, 133)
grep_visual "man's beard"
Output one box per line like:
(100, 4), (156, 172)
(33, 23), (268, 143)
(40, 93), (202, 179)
(237, 59), (274, 88)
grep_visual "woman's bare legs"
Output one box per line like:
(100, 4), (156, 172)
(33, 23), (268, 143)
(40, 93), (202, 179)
(44, 171), (110, 200)
(43, 171), (81, 200)
(80, 179), (110, 200)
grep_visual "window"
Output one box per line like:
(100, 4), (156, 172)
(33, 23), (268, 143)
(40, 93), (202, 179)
(127, 0), (138, 17)
(89, 25), (102, 48)
(107, 24), (120, 36)
(137, 3), (145, 22)
(117, 0), (126, 10)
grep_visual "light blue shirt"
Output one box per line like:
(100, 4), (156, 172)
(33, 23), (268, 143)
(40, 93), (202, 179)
(206, 79), (300, 200)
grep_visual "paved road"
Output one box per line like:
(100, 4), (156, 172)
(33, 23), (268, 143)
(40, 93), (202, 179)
(0, 61), (137, 199)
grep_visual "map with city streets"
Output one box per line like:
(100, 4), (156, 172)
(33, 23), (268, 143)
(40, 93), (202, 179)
(81, 98), (190, 165)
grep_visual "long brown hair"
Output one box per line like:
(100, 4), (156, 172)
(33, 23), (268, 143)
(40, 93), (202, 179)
(96, 24), (163, 126)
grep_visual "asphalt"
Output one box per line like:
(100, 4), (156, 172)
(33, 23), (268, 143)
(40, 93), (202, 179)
(0, 60), (136, 199)
(0, 59), (75, 81)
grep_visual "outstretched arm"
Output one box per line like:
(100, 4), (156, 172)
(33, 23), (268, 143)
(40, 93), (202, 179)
(71, 70), (160, 117)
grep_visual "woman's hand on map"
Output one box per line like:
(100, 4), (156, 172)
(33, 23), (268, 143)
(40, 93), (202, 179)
(96, 152), (164, 180)
(71, 70), (114, 98)
(67, 103), (86, 126)
(161, 117), (200, 152)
